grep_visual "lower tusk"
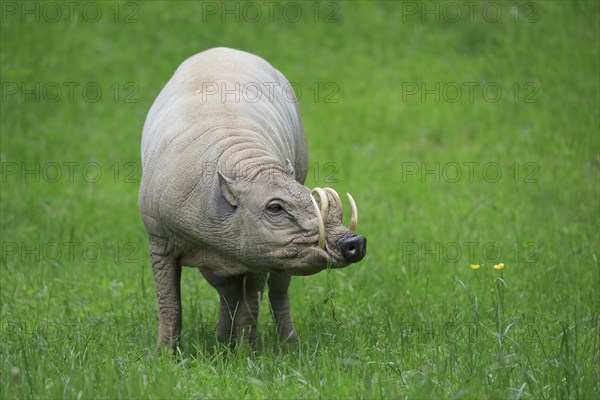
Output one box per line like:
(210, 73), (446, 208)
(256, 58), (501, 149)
(346, 192), (358, 233)
(310, 194), (326, 249)
(311, 187), (329, 220)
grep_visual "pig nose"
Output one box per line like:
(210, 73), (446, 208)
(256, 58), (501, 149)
(340, 235), (367, 263)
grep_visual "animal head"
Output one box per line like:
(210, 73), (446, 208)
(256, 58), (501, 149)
(217, 165), (367, 275)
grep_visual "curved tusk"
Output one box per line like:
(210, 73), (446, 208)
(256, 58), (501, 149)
(310, 193), (326, 249)
(323, 187), (344, 220)
(346, 192), (358, 233)
(311, 187), (329, 220)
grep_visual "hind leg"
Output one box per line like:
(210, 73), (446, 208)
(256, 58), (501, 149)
(201, 270), (267, 348)
(150, 241), (182, 355)
(268, 273), (298, 341)
(200, 270), (242, 342)
(234, 273), (267, 347)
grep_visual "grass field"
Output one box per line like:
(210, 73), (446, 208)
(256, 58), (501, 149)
(1, 1), (599, 398)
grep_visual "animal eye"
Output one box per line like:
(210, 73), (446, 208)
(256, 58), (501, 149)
(266, 202), (284, 213)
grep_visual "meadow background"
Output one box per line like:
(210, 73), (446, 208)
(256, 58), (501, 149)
(1, 1), (599, 398)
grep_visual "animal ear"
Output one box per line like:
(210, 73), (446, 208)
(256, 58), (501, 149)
(284, 159), (295, 177)
(218, 171), (238, 207)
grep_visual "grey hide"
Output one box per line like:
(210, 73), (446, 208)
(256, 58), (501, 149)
(139, 47), (367, 353)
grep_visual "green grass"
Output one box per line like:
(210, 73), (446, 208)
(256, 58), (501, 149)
(1, 1), (599, 398)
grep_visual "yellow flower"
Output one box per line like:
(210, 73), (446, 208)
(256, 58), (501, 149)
(470, 264), (481, 269)
(493, 263), (505, 270)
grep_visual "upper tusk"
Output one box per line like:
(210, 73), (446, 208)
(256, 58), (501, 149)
(346, 192), (358, 233)
(323, 187), (344, 220)
(310, 193), (326, 249)
(311, 187), (329, 220)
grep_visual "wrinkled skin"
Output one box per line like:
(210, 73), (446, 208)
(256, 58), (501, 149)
(210, 169), (357, 274)
(139, 48), (366, 353)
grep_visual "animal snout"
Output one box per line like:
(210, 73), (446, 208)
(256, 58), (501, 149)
(340, 234), (367, 263)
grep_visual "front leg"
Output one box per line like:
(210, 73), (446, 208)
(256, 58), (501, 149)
(150, 247), (182, 355)
(268, 273), (298, 341)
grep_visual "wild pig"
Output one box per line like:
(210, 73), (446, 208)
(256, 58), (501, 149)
(139, 47), (366, 352)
